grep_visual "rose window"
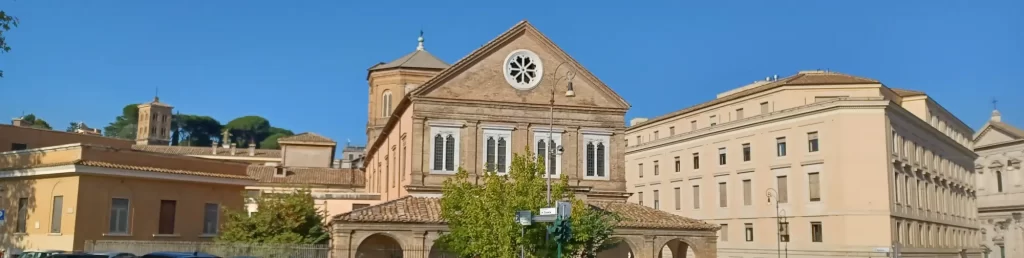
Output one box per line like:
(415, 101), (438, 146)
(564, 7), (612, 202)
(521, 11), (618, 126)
(503, 50), (544, 90)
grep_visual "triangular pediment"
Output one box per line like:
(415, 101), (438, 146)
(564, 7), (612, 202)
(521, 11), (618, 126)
(989, 160), (1004, 168)
(976, 124), (1016, 147)
(409, 21), (630, 110)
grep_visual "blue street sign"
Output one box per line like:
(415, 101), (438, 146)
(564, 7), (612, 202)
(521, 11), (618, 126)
(0, 209), (5, 221)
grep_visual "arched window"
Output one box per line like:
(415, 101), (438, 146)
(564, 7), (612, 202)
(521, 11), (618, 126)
(381, 91), (393, 117)
(996, 171), (1003, 192)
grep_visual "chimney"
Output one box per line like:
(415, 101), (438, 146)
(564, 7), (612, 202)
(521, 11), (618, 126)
(11, 118), (32, 127)
(212, 142), (218, 155)
(230, 143), (237, 156)
(248, 143), (256, 157)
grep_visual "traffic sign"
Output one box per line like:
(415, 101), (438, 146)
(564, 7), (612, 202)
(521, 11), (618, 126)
(0, 209), (6, 221)
(540, 207), (557, 216)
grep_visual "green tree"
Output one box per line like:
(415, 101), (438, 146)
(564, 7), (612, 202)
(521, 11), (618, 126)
(20, 114), (52, 130)
(259, 127), (295, 149)
(437, 150), (618, 258)
(66, 122), (81, 132)
(0, 9), (18, 78)
(103, 104), (140, 139)
(172, 114), (223, 146)
(224, 116), (271, 147)
(218, 189), (330, 245)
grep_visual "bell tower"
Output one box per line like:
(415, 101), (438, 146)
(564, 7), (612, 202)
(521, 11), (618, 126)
(135, 96), (174, 145)
(365, 31), (449, 146)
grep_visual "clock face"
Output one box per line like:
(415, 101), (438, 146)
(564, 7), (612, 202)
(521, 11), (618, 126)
(503, 49), (544, 90)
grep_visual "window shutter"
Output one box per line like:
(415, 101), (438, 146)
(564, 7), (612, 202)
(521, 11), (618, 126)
(777, 176), (788, 203)
(743, 180), (752, 205)
(692, 185), (700, 209)
(674, 187), (681, 210)
(808, 173), (820, 201)
(719, 182), (727, 207)
(445, 135), (455, 171)
(433, 134), (444, 170)
(486, 136), (495, 172)
(597, 142), (606, 177)
(497, 137), (507, 173)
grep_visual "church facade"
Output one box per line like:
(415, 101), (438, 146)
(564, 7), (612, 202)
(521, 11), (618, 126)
(974, 109), (1024, 258)
(331, 21), (720, 258)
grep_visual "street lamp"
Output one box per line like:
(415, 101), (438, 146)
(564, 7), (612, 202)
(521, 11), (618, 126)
(546, 62), (576, 205)
(766, 188), (784, 258)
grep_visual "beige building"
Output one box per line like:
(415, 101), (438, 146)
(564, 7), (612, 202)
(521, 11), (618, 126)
(331, 21), (722, 258)
(973, 109), (1024, 258)
(625, 71), (981, 258)
(0, 143), (252, 254)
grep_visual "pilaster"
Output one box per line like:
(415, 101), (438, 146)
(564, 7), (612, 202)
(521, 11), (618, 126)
(411, 116), (426, 186)
(464, 121), (480, 176)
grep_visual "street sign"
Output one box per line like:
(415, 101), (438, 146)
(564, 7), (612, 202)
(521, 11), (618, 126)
(873, 247), (890, 253)
(540, 207), (557, 216)
(556, 201), (572, 219)
(0, 209), (5, 221)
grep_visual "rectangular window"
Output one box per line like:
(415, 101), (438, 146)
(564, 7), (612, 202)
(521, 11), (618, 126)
(202, 203), (219, 235)
(535, 132), (563, 177)
(776, 137), (787, 157)
(710, 115), (717, 126)
(736, 108), (744, 120)
(674, 187), (681, 210)
(808, 132), (819, 152)
(760, 102), (769, 114)
(808, 172), (821, 202)
(636, 136), (641, 145)
(654, 161), (659, 176)
(352, 203), (371, 210)
(110, 198), (130, 234)
(777, 176), (788, 203)
(721, 224), (729, 241)
(718, 148), (727, 165)
(691, 120), (697, 130)
(742, 143), (751, 161)
(692, 185), (701, 209)
(638, 163), (643, 178)
(892, 130), (898, 153)
(719, 182), (728, 207)
(743, 179), (752, 206)
(583, 134), (610, 179)
(693, 153), (700, 169)
(51, 196), (63, 233)
(745, 223), (754, 242)
(11, 143), (27, 151)
(654, 131), (659, 140)
(674, 156), (681, 172)
(16, 197), (28, 233)
(653, 190), (660, 210)
(158, 200), (177, 235)
(483, 129), (512, 174)
(638, 192), (644, 206)
(431, 126), (461, 173)
(894, 172), (901, 203)
(669, 127), (676, 136)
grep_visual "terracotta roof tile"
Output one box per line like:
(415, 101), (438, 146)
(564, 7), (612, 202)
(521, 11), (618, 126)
(332, 196), (717, 231)
(246, 165), (365, 187)
(631, 71), (881, 129)
(131, 145), (282, 158)
(278, 133), (336, 144)
(0, 159), (254, 180)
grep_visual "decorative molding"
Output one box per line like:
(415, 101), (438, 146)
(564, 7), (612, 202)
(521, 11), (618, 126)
(736, 168), (755, 174)
(770, 163), (792, 170)
(580, 128), (614, 136)
(801, 159), (825, 166)
(426, 120), (464, 128)
(669, 177), (686, 183)
(0, 165), (254, 186)
(713, 171), (731, 177)
(688, 175), (703, 181)
(480, 124), (516, 131)
(531, 127), (566, 133)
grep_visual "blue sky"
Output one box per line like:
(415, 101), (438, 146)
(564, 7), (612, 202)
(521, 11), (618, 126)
(2, 0), (1021, 147)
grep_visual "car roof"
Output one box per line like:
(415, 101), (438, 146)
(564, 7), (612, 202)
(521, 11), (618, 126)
(143, 252), (218, 257)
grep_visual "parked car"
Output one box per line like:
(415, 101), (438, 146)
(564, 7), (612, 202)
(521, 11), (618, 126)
(139, 252), (220, 258)
(16, 250), (67, 258)
(48, 254), (107, 258)
(89, 252), (137, 258)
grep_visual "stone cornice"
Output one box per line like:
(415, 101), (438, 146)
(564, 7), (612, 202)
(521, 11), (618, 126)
(627, 97), (889, 154)
(413, 96), (628, 114)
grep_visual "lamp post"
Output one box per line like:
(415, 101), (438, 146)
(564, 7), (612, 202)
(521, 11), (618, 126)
(767, 188), (783, 258)
(546, 62), (576, 205)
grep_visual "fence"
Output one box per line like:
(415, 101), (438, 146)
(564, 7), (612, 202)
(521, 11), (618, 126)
(84, 240), (330, 258)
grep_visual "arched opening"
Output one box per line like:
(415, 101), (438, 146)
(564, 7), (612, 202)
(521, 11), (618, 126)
(658, 238), (696, 258)
(356, 233), (403, 258)
(428, 241), (458, 258)
(597, 237), (633, 258)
